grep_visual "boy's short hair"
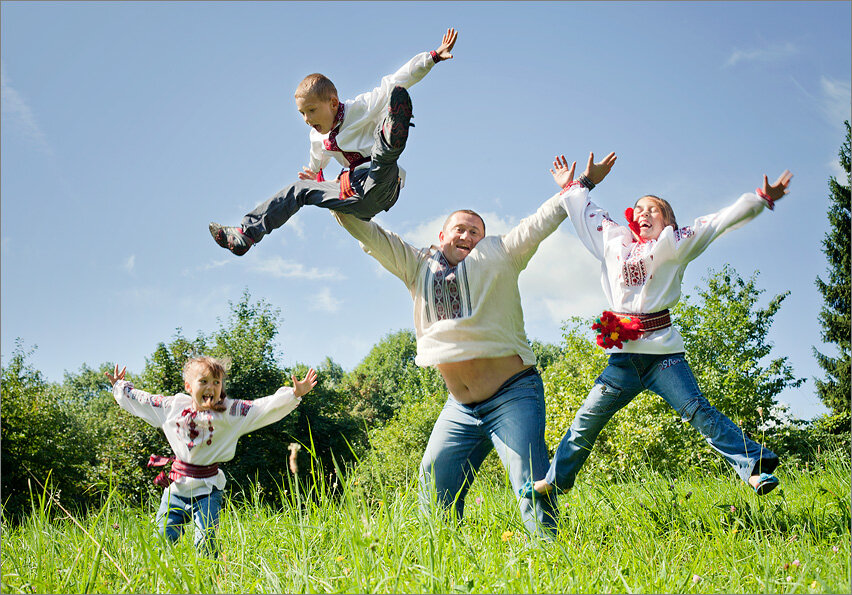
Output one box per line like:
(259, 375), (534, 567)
(444, 209), (486, 235)
(183, 356), (229, 396)
(295, 73), (338, 101)
(635, 195), (678, 229)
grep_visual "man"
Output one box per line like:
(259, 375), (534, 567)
(334, 152), (615, 536)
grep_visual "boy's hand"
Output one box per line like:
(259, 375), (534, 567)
(763, 170), (793, 202)
(298, 167), (319, 181)
(583, 151), (617, 185)
(435, 27), (458, 61)
(550, 155), (576, 188)
(105, 364), (126, 386)
(293, 368), (318, 398)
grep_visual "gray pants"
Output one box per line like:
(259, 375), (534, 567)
(241, 123), (403, 243)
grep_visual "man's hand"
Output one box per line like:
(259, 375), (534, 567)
(583, 151), (617, 185)
(293, 368), (318, 398)
(550, 155), (576, 188)
(105, 364), (126, 386)
(762, 170), (793, 202)
(435, 28), (458, 61)
(297, 167), (319, 181)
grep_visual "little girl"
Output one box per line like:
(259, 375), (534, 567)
(522, 152), (791, 499)
(106, 356), (317, 556)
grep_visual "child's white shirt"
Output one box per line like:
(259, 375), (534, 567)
(307, 51), (438, 185)
(112, 380), (301, 497)
(560, 185), (769, 354)
(333, 192), (568, 367)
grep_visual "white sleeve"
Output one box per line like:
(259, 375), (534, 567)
(353, 51), (437, 118)
(228, 387), (302, 435)
(332, 211), (424, 288)
(559, 184), (628, 262)
(501, 192), (569, 270)
(673, 193), (767, 263)
(113, 380), (174, 428)
(307, 132), (332, 175)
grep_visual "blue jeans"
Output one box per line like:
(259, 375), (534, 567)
(545, 353), (779, 490)
(154, 487), (223, 557)
(419, 368), (558, 537)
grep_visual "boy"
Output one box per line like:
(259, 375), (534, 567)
(210, 27), (458, 256)
(106, 357), (317, 557)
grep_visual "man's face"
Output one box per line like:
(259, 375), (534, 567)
(439, 212), (485, 266)
(295, 94), (339, 135)
(185, 367), (226, 412)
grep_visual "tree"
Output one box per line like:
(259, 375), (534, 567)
(813, 120), (851, 438)
(1, 341), (94, 519)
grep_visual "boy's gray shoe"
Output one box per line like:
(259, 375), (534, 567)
(382, 86), (414, 149)
(209, 222), (254, 256)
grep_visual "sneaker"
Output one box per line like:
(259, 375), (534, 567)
(382, 86), (414, 149)
(209, 222), (254, 256)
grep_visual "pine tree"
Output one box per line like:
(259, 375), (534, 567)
(813, 120), (851, 436)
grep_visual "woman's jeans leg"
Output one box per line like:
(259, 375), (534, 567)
(545, 356), (642, 490)
(642, 354), (778, 483)
(419, 370), (557, 537)
(153, 487), (224, 557)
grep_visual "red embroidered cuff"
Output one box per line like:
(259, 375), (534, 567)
(561, 179), (583, 192)
(755, 187), (775, 211)
(430, 50), (442, 63)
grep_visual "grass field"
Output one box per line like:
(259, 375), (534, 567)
(2, 451), (849, 594)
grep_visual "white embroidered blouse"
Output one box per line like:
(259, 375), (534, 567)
(333, 192), (569, 367)
(560, 185), (770, 354)
(112, 380), (302, 497)
(307, 51), (439, 184)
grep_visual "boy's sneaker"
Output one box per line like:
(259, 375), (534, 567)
(382, 86), (414, 149)
(209, 222), (254, 256)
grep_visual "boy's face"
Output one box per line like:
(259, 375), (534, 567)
(185, 367), (226, 412)
(438, 212), (485, 266)
(295, 93), (339, 135)
(633, 197), (668, 241)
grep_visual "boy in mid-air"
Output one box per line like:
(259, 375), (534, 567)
(210, 27), (458, 256)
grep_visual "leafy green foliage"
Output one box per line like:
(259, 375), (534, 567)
(813, 120), (851, 439)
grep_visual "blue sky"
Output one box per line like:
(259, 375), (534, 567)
(2, 1), (849, 421)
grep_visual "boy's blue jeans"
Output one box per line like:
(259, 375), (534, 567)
(419, 368), (558, 537)
(241, 122), (403, 242)
(155, 487), (223, 557)
(545, 353), (779, 490)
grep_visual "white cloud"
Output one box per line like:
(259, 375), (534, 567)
(123, 254), (136, 273)
(725, 42), (798, 68)
(0, 62), (52, 155)
(819, 77), (852, 129)
(309, 287), (341, 313)
(251, 255), (339, 280)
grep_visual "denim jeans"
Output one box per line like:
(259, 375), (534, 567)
(545, 353), (779, 490)
(154, 487), (223, 557)
(241, 122), (403, 242)
(419, 368), (558, 537)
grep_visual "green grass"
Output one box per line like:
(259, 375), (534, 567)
(2, 452), (849, 594)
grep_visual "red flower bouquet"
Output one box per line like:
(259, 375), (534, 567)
(592, 311), (643, 349)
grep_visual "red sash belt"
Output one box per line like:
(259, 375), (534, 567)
(593, 309), (672, 349)
(147, 455), (219, 487)
(613, 309), (672, 333)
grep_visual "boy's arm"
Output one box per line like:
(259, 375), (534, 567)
(355, 27), (458, 116)
(232, 369), (318, 435)
(674, 170), (792, 263)
(107, 365), (173, 428)
(332, 211), (425, 288)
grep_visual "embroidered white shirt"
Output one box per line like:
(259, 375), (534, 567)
(112, 380), (301, 497)
(560, 186), (769, 354)
(306, 51), (438, 187)
(333, 192), (568, 366)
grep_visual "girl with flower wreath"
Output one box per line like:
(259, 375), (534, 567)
(520, 152), (791, 500)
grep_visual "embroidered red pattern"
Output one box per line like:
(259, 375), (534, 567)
(622, 243), (650, 287)
(323, 103), (370, 168)
(230, 400), (253, 417)
(433, 252), (463, 321)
